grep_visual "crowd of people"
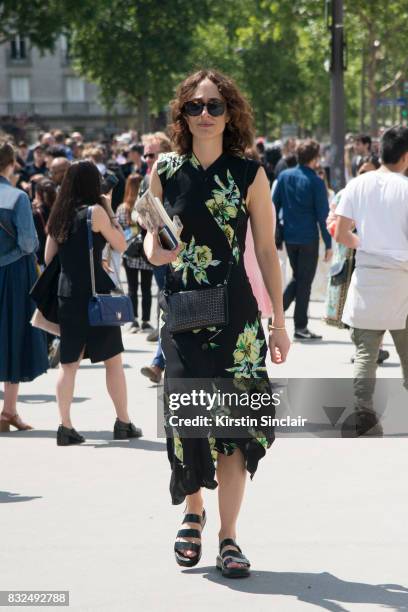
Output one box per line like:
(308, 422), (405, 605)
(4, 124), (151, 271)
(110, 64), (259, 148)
(1, 67), (408, 576)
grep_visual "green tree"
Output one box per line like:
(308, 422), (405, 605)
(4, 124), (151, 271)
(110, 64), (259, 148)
(69, 0), (210, 132)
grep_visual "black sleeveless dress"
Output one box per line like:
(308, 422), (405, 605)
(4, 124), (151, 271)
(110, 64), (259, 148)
(57, 206), (124, 364)
(158, 152), (275, 505)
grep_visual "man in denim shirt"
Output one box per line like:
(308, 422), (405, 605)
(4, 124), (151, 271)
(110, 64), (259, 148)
(273, 139), (332, 340)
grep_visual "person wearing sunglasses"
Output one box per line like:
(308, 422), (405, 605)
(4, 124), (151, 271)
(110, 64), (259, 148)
(143, 69), (290, 578)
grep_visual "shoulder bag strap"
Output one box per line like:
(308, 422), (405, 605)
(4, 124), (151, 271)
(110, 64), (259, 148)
(86, 206), (97, 297)
(223, 158), (250, 286)
(88, 205), (126, 295)
(0, 219), (16, 239)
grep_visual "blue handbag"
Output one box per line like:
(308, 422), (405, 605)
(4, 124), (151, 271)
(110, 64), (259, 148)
(87, 207), (134, 326)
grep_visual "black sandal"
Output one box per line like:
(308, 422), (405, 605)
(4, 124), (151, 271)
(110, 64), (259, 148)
(174, 509), (206, 568)
(216, 538), (251, 578)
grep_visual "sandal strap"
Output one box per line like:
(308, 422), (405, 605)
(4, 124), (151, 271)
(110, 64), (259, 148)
(221, 548), (245, 560)
(219, 538), (241, 552)
(174, 541), (200, 552)
(222, 554), (250, 567)
(177, 528), (201, 539)
(183, 513), (203, 524)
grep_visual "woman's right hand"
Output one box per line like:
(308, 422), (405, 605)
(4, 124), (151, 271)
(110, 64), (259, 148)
(144, 231), (181, 265)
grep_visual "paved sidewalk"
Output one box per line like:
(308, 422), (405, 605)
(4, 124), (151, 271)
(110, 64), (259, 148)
(1, 301), (408, 611)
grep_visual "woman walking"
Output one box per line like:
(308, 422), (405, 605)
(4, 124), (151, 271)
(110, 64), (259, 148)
(116, 173), (154, 333)
(45, 161), (143, 445)
(0, 140), (48, 432)
(144, 70), (290, 576)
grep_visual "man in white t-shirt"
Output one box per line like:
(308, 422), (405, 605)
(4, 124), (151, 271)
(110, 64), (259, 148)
(335, 126), (408, 433)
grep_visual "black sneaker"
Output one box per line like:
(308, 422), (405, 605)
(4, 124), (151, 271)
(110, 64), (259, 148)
(141, 321), (153, 332)
(294, 328), (323, 340)
(113, 418), (143, 440)
(377, 349), (390, 364)
(351, 349), (390, 365)
(57, 425), (85, 446)
(129, 320), (140, 334)
(147, 328), (159, 342)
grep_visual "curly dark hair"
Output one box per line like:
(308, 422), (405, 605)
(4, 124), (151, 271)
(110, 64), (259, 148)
(169, 69), (255, 156)
(47, 160), (109, 243)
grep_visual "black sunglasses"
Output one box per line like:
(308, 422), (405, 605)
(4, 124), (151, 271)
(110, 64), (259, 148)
(145, 153), (157, 159)
(183, 99), (226, 117)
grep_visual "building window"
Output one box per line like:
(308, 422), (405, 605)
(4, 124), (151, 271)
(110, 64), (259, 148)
(10, 77), (30, 102)
(66, 77), (85, 102)
(10, 36), (27, 60)
(60, 35), (71, 61)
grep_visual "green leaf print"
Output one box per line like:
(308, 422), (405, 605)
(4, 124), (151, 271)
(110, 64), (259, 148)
(157, 152), (187, 180)
(171, 235), (221, 287)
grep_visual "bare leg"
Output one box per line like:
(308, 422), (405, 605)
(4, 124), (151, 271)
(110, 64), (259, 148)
(175, 489), (204, 559)
(105, 354), (129, 422)
(56, 356), (82, 428)
(217, 448), (247, 569)
(1, 382), (19, 416)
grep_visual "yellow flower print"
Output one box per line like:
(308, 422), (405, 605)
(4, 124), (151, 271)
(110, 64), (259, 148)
(171, 236), (220, 286)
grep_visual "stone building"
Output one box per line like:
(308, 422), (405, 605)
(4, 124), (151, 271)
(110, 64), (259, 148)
(0, 35), (134, 140)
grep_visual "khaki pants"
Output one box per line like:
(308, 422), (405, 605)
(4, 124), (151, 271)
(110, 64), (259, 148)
(351, 320), (408, 411)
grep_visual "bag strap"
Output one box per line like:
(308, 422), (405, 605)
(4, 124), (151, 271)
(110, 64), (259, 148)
(35, 207), (46, 231)
(0, 219), (16, 239)
(223, 158), (250, 286)
(86, 206), (97, 297)
(87, 205), (125, 296)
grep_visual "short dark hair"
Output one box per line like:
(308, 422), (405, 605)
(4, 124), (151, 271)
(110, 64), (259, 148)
(297, 139), (320, 165)
(0, 140), (15, 172)
(356, 134), (372, 148)
(130, 143), (144, 155)
(380, 126), (408, 164)
(45, 145), (67, 159)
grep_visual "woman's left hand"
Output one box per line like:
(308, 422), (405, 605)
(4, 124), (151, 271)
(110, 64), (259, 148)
(268, 328), (291, 364)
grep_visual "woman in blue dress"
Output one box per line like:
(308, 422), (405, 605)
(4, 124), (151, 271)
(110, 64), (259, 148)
(0, 140), (48, 432)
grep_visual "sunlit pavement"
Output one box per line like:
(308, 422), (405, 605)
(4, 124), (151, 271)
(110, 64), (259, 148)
(1, 299), (407, 611)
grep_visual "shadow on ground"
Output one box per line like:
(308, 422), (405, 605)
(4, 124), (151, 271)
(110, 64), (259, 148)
(0, 491), (42, 504)
(184, 567), (408, 611)
(0, 429), (165, 451)
(0, 393), (88, 404)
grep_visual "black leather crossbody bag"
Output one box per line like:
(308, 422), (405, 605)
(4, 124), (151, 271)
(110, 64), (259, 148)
(164, 160), (248, 334)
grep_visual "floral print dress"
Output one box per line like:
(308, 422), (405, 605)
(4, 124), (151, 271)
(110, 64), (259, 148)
(158, 151), (275, 505)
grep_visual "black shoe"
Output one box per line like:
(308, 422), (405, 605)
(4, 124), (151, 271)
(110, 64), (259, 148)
(174, 509), (206, 568)
(129, 320), (140, 334)
(294, 328), (322, 340)
(141, 321), (153, 332)
(351, 349), (391, 365)
(377, 349), (390, 364)
(216, 538), (251, 578)
(146, 328), (159, 342)
(113, 418), (143, 440)
(57, 425), (85, 446)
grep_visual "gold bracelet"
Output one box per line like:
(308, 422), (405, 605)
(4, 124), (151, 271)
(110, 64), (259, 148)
(268, 325), (286, 331)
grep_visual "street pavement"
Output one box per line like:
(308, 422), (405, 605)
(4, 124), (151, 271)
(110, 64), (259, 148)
(1, 299), (408, 612)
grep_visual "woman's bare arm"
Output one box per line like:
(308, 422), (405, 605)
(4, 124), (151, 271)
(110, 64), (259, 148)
(44, 235), (58, 265)
(143, 163), (180, 265)
(92, 204), (127, 253)
(247, 167), (290, 363)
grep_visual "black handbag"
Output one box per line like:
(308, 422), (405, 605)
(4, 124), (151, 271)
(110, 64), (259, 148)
(87, 207), (134, 326)
(124, 232), (144, 258)
(163, 161), (249, 334)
